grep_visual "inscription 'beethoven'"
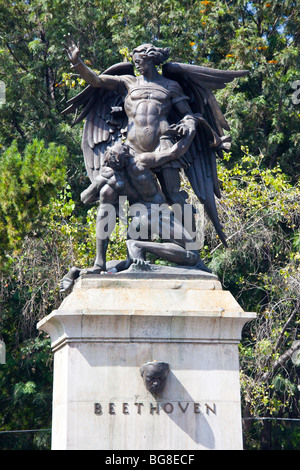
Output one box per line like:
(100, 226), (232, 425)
(94, 402), (216, 416)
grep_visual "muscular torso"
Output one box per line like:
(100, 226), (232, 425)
(94, 73), (190, 203)
(125, 157), (166, 204)
(102, 158), (166, 205)
(124, 77), (175, 153)
(75, 60), (190, 155)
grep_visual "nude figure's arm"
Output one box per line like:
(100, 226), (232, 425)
(137, 131), (196, 170)
(80, 171), (113, 204)
(64, 34), (126, 91)
(73, 60), (124, 90)
(174, 99), (231, 151)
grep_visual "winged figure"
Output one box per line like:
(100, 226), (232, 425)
(60, 36), (248, 290)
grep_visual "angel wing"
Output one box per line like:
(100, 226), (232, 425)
(162, 62), (249, 247)
(62, 62), (135, 182)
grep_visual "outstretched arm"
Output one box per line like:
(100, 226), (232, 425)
(64, 34), (125, 91)
(137, 130), (196, 170)
(173, 97), (231, 152)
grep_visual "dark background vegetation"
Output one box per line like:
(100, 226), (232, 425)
(0, 0), (299, 449)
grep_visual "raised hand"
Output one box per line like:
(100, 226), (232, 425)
(63, 33), (80, 64)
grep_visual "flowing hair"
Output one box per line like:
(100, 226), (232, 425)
(131, 44), (170, 65)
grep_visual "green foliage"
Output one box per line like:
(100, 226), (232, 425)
(1, 0), (299, 180)
(208, 149), (299, 303)
(0, 333), (52, 450)
(194, 149), (300, 448)
(0, 139), (67, 257)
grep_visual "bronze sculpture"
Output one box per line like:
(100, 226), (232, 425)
(140, 361), (170, 395)
(60, 35), (248, 291)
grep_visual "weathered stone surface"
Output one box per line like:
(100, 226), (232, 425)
(37, 274), (255, 450)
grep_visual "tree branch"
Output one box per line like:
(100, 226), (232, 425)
(5, 42), (29, 73)
(262, 340), (300, 382)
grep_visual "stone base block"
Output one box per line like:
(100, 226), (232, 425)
(37, 273), (255, 450)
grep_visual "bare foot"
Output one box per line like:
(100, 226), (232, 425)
(128, 259), (152, 271)
(83, 264), (106, 274)
(60, 266), (81, 292)
(126, 239), (145, 262)
(195, 259), (212, 273)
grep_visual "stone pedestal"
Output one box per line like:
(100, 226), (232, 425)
(37, 272), (255, 450)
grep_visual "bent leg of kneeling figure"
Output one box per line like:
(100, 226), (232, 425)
(126, 203), (211, 271)
(90, 184), (119, 273)
(126, 238), (203, 268)
(126, 208), (199, 266)
(167, 211), (211, 271)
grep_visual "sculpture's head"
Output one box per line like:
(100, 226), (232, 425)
(140, 361), (170, 395)
(103, 142), (130, 169)
(131, 44), (170, 74)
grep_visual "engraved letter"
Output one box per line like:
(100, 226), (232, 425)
(123, 403), (130, 414)
(194, 403), (201, 414)
(178, 402), (189, 413)
(94, 403), (102, 415)
(109, 403), (116, 415)
(150, 403), (160, 415)
(134, 403), (144, 414)
(205, 403), (216, 415)
(163, 402), (174, 414)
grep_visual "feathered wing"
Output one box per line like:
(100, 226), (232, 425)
(162, 62), (249, 247)
(62, 62), (135, 182)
